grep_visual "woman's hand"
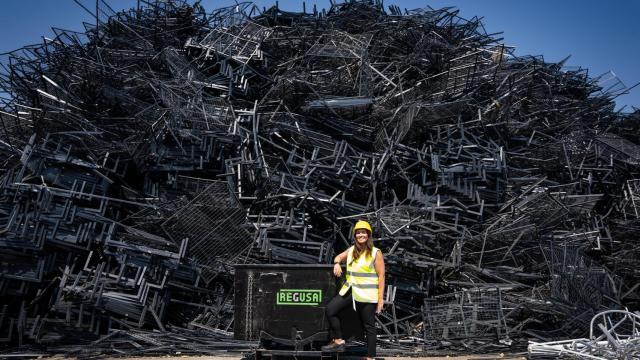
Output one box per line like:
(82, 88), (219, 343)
(376, 301), (384, 314)
(333, 263), (343, 277)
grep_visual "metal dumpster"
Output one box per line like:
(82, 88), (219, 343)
(234, 264), (361, 348)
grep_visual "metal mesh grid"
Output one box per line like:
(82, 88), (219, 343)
(198, 22), (273, 62)
(596, 133), (640, 164)
(161, 181), (251, 279)
(306, 30), (372, 59)
(423, 288), (507, 340)
(542, 242), (619, 309)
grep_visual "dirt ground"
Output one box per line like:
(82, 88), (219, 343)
(96, 357), (523, 360)
(24, 354), (528, 360)
(65, 355), (525, 360)
(102, 356), (526, 360)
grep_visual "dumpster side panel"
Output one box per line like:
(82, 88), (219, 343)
(234, 265), (342, 341)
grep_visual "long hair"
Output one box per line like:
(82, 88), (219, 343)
(350, 231), (373, 265)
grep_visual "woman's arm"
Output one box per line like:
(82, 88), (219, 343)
(333, 248), (349, 264)
(374, 251), (385, 313)
(333, 248), (350, 277)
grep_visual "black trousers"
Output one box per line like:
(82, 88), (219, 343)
(325, 288), (377, 357)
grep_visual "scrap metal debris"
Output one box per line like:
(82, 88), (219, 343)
(528, 310), (640, 359)
(0, 0), (638, 357)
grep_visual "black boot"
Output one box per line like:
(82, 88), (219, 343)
(321, 341), (345, 352)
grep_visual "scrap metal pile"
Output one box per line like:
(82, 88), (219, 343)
(0, 0), (638, 357)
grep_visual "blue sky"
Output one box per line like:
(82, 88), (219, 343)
(1, 0), (638, 110)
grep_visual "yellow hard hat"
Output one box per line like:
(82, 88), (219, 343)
(353, 220), (372, 235)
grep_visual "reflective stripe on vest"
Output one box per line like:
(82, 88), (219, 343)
(339, 246), (379, 303)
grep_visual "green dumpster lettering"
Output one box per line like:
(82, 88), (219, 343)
(276, 289), (322, 306)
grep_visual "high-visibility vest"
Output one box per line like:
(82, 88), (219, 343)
(339, 246), (380, 303)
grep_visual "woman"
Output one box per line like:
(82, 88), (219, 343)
(322, 220), (385, 360)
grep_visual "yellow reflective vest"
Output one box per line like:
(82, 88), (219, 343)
(339, 246), (380, 303)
